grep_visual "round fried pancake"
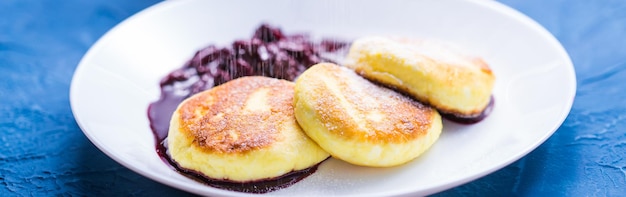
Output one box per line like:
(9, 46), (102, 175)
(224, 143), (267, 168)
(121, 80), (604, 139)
(294, 63), (442, 167)
(344, 36), (495, 118)
(168, 76), (329, 182)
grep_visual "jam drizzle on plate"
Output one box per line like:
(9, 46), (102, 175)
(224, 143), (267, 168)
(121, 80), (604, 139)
(148, 24), (348, 193)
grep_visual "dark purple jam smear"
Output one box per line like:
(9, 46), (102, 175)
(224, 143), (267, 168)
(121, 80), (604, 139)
(147, 23), (495, 194)
(156, 140), (328, 194)
(149, 24), (349, 142)
(440, 96), (495, 124)
(148, 24), (349, 193)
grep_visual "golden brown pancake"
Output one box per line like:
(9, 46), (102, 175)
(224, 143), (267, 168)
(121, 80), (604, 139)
(168, 76), (329, 182)
(294, 63), (442, 167)
(344, 37), (495, 118)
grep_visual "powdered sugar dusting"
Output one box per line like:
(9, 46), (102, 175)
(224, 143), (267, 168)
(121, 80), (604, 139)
(300, 63), (436, 143)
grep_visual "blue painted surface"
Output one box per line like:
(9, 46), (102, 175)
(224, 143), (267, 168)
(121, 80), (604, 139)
(1, 0), (624, 196)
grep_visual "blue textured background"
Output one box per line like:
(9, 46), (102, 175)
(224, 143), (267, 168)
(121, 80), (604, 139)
(1, 0), (625, 196)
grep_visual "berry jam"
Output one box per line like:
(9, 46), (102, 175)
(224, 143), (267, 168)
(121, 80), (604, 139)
(147, 24), (349, 193)
(440, 96), (494, 124)
(146, 24), (494, 194)
(155, 139), (328, 194)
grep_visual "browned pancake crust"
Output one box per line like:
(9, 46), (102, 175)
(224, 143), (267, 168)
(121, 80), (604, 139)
(175, 76), (295, 154)
(297, 63), (437, 143)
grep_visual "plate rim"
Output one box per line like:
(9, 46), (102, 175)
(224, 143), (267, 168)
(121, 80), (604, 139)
(69, 0), (576, 196)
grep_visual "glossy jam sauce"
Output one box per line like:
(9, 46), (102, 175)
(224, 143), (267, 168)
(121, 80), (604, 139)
(440, 96), (495, 124)
(147, 24), (348, 193)
(156, 139), (328, 193)
(147, 24), (495, 193)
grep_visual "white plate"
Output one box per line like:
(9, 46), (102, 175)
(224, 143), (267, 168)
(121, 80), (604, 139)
(70, 0), (575, 196)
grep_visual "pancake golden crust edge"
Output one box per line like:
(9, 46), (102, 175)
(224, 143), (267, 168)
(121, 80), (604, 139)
(168, 76), (329, 182)
(294, 63), (443, 167)
(344, 37), (495, 117)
